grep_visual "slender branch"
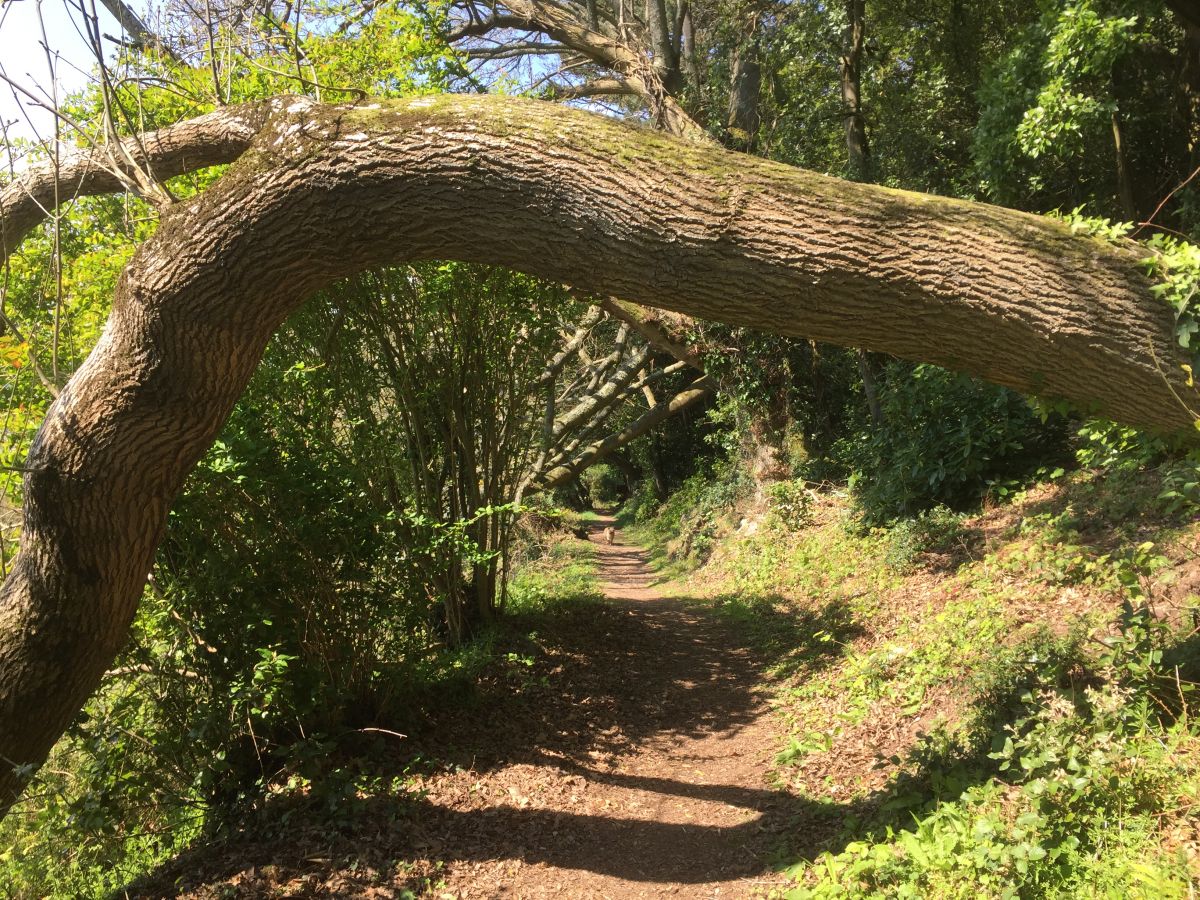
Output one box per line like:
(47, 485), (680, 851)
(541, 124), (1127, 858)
(96, 0), (187, 66)
(0, 99), (278, 262)
(534, 375), (715, 489)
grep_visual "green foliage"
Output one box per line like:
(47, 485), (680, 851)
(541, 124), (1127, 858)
(620, 478), (665, 526)
(0, 260), (590, 895)
(974, 0), (1187, 221)
(655, 464), (753, 563)
(883, 507), (972, 573)
(506, 537), (603, 614)
(787, 608), (1199, 899)
(581, 463), (626, 507)
(1142, 234), (1200, 360)
(1075, 419), (1167, 470)
(694, 336), (861, 480)
(1157, 459), (1200, 517)
(1014, 4), (1144, 160)
(767, 479), (815, 531)
(849, 364), (1070, 524)
(634, 435), (1200, 898)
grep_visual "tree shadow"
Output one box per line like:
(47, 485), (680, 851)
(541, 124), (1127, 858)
(1017, 467), (1192, 554)
(918, 523), (987, 574)
(122, 773), (858, 897)
(121, 581), (865, 895)
(700, 591), (864, 680)
(121, 623), (1083, 899)
(417, 588), (858, 776)
(123, 573), (1176, 897)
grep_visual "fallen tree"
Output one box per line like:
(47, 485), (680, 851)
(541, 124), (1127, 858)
(0, 92), (1189, 811)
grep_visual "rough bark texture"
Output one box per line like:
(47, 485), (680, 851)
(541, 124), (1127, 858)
(726, 39), (761, 152)
(0, 102), (274, 259)
(0, 92), (1190, 810)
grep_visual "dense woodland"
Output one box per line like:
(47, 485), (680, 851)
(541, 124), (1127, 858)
(3, 0), (1200, 895)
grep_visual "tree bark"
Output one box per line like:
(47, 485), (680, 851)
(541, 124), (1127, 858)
(450, 0), (709, 142)
(0, 101), (276, 259)
(597, 298), (706, 370)
(857, 350), (883, 426)
(97, 0), (187, 65)
(726, 35), (762, 152)
(840, 0), (870, 181)
(839, 0), (880, 427)
(535, 376), (717, 489)
(0, 92), (1190, 811)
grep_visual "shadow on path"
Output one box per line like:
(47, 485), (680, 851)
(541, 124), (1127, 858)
(126, 519), (856, 898)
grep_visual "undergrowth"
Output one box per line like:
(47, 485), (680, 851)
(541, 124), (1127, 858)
(633, 451), (1200, 897)
(0, 528), (600, 900)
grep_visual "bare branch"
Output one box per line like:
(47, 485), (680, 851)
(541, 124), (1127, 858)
(597, 297), (704, 369)
(96, 0), (188, 65)
(0, 99), (277, 262)
(544, 77), (635, 100)
(535, 375), (716, 490)
(466, 42), (573, 59)
(446, 13), (540, 41)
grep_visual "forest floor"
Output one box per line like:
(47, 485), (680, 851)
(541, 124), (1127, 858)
(129, 517), (797, 898)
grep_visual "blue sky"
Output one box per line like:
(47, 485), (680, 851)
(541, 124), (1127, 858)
(0, 0), (119, 143)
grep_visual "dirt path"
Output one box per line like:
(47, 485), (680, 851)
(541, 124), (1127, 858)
(132, 520), (800, 898)
(400, 517), (794, 898)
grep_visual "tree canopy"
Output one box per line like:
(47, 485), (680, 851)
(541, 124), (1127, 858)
(2, 0), (1200, 891)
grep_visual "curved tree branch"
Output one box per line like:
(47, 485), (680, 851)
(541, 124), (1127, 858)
(0, 92), (1189, 811)
(535, 374), (716, 490)
(447, 0), (707, 140)
(0, 100), (277, 259)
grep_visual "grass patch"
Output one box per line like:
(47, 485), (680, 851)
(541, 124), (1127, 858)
(636, 464), (1200, 896)
(507, 535), (602, 613)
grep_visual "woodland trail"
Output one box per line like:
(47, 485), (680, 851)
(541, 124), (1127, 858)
(131, 519), (801, 898)
(397, 517), (797, 898)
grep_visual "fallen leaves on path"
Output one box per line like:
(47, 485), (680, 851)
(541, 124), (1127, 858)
(127, 519), (808, 899)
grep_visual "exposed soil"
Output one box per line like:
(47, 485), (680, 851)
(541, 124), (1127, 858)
(131, 519), (805, 898)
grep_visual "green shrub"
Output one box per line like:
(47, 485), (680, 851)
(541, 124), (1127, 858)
(1075, 420), (1168, 471)
(1157, 458), (1200, 517)
(850, 364), (1070, 524)
(619, 478), (663, 526)
(786, 609), (1200, 898)
(766, 478), (815, 531)
(581, 463), (626, 507)
(640, 465), (753, 563)
(883, 506), (971, 572)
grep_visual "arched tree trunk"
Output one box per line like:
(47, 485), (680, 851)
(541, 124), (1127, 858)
(0, 93), (1188, 811)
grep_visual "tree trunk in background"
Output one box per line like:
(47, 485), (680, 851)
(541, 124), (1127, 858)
(857, 352), (883, 426)
(1111, 107), (1138, 222)
(0, 93), (1189, 813)
(841, 0), (871, 182)
(839, 0), (882, 426)
(726, 25), (762, 152)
